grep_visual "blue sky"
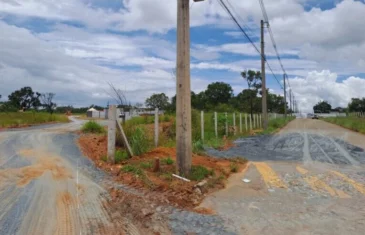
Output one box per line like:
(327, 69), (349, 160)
(0, 0), (365, 112)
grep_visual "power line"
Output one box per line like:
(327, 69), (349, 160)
(217, 0), (283, 90)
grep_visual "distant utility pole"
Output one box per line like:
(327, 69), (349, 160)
(289, 89), (292, 115)
(283, 74), (287, 118)
(261, 19), (268, 130)
(176, 0), (205, 176)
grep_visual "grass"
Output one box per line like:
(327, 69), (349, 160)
(161, 156), (174, 165)
(260, 116), (295, 134)
(81, 121), (105, 133)
(139, 161), (153, 169)
(115, 150), (129, 163)
(130, 127), (150, 155)
(230, 162), (238, 172)
(121, 165), (144, 176)
(190, 165), (214, 181)
(0, 112), (69, 128)
(324, 117), (365, 134)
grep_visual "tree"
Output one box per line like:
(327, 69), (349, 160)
(40, 93), (57, 114)
(145, 93), (170, 110)
(204, 82), (233, 106)
(348, 98), (365, 112)
(313, 101), (332, 113)
(241, 70), (262, 118)
(107, 82), (128, 107)
(8, 87), (41, 110)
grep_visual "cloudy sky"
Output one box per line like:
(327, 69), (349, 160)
(0, 0), (365, 112)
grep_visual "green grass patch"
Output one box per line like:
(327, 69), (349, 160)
(139, 161), (153, 169)
(130, 127), (150, 156)
(324, 117), (365, 134)
(193, 139), (204, 154)
(121, 165), (144, 176)
(0, 112), (69, 128)
(100, 155), (107, 162)
(230, 162), (238, 172)
(190, 165), (214, 181)
(260, 117), (295, 134)
(81, 121), (105, 133)
(115, 150), (129, 163)
(161, 156), (174, 165)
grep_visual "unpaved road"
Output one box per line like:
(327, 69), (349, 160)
(0, 118), (140, 235)
(203, 119), (365, 234)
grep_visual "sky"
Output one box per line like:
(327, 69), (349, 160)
(0, 0), (365, 113)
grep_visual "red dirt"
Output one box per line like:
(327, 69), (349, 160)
(78, 134), (247, 212)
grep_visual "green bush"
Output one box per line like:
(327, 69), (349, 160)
(115, 150), (129, 163)
(190, 165), (214, 181)
(81, 121), (105, 133)
(161, 156), (174, 165)
(193, 139), (204, 154)
(130, 127), (150, 155)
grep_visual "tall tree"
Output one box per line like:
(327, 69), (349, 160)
(241, 70), (262, 118)
(348, 98), (365, 112)
(40, 93), (57, 114)
(145, 93), (170, 109)
(8, 87), (41, 110)
(204, 82), (233, 106)
(313, 101), (332, 113)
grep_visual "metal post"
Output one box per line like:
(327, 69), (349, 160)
(154, 108), (159, 147)
(176, 0), (192, 176)
(201, 110), (204, 142)
(214, 112), (218, 138)
(107, 105), (116, 164)
(261, 19), (268, 130)
(284, 74), (287, 118)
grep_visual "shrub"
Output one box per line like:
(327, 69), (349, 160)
(130, 127), (150, 155)
(190, 165), (214, 181)
(230, 163), (238, 172)
(193, 139), (204, 154)
(115, 150), (129, 163)
(81, 121), (105, 133)
(161, 157), (174, 165)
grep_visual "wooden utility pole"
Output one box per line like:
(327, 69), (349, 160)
(261, 20), (268, 130)
(289, 89), (292, 115)
(176, 0), (192, 176)
(283, 74), (287, 118)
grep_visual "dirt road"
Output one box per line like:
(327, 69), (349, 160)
(0, 119), (140, 235)
(203, 118), (365, 234)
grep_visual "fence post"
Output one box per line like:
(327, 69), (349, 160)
(253, 114), (256, 129)
(107, 105), (116, 164)
(239, 113), (242, 133)
(225, 112), (228, 136)
(233, 113), (236, 135)
(201, 111), (204, 142)
(154, 108), (159, 147)
(249, 114), (252, 131)
(245, 114), (248, 132)
(259, 114), (262, 128)
(214, 112), (218, 138)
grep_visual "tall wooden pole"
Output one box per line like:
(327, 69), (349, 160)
(176, 0), (191, 176)
(261, 20), (268, 130)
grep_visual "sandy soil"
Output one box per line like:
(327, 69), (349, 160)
(200, 118), (365, 234)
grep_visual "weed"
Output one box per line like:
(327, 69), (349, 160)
(115, 150), (129, 163)
(81, 121), (105, 133)
(193, 139), (204, 154)
(207, 175), (225, 188)
(140, 161), (153, 169)
(160, 173), (173, 181)
(161, 157), (174, 165)
(121, 165), (144, 176)
(0, 112), (68, 128)
(325, 117), (365, 134)
(101, 155), (107, 162)
(130, 127), (150, 155)
(230, 162), (238, 172)
(190, 165), (214, 181)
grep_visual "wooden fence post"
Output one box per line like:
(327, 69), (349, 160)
(239, 113), (242, 133)
(201, 110), (204, 142)
(245, 114), (248, 132)
(225, 112), (228, 136)
(253, 114), (256, 129)
(214, 112), (218, 138)
(154, 108), (159, 147)
(107, 105), (116, 164)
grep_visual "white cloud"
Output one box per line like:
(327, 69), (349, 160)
(290, 70), (365, 113)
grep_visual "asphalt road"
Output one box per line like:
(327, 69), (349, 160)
(0, 117), (139, 235)
(202, 118), (365, 235)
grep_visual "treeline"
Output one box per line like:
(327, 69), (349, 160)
(313, 98), (365, 114)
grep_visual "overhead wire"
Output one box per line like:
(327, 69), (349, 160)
(217, 0), (283, 90)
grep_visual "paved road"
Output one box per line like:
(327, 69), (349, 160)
(202, 119), (365, 234)
(0, 118), (139, 235)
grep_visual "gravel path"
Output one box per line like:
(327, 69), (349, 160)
(201, 119), (365, 235)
